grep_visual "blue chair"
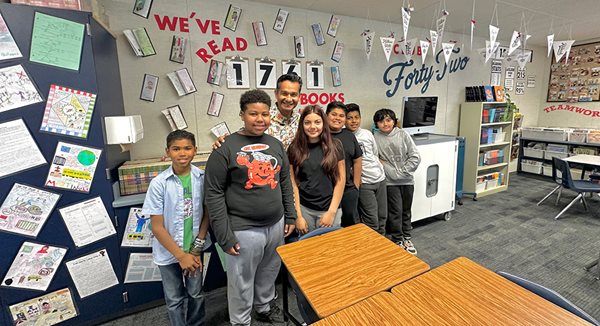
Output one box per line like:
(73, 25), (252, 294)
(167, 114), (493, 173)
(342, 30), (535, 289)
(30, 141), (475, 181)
(497, 271), (599, 325)
(284, 227), (342, 325)
(551, 157), (600, 220)
(536, 157), (564, 206)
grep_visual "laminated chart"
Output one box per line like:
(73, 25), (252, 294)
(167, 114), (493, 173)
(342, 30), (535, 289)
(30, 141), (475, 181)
(40, 85), (96, 139)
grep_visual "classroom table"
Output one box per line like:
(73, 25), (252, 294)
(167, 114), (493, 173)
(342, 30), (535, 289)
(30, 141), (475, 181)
(276, 223), (430, 319)
(565, 154), (600, 179)
(388, 257), (590, 325)
(311, 292), (406, 326)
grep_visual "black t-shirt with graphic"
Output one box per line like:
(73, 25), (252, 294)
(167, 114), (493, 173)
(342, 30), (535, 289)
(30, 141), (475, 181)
(204, 132), (296, 250)
(332, 129), (363, 189)
(292, 140), (344, 211)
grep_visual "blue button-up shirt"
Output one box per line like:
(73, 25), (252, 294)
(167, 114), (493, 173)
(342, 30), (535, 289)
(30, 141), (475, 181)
(142, 165), (211, 265)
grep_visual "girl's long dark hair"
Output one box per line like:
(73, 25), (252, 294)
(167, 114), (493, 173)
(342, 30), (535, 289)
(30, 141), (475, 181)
(288, 105), (340, 182)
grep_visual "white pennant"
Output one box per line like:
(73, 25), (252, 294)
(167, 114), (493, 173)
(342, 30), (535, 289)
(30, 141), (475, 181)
(402, 38), (417, 62)
(547, 34), (554, 57)
(442, 42), (454, 64)
(436, 16), (446, 46)
(363, 31), (375, 60)
(489, 25), (499, 49)
(516, 51), (531, 69)
(380, 37), (395, 62)
(553, 40), (575, 63)
(485, 40), (499, 63)
(430, 30), (438, 57)
(470, 20), (475, 50)
(508, 31), (521, 56)
(419, 40), (430, 65)
(402, 8), (411, 42)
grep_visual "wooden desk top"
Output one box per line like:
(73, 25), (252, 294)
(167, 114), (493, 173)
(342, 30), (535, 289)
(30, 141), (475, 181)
(312, 292), (405, 326)
(276, 224), (429, 318)
(390, 257), (590, 325)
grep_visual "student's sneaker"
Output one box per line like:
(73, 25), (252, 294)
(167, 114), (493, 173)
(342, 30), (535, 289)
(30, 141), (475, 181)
(403, 239), (417, 255)
(395, 239), (406, 250)
(254, 301), (284, 324)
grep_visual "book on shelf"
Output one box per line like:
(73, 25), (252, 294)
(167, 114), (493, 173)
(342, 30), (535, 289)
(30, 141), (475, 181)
(484, 86), (495, 102)
(123, 28), (156, 57)
(493, 86), (505, 102)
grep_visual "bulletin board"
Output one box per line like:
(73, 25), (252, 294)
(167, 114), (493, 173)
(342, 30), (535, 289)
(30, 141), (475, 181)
(547, 41), (600, 102)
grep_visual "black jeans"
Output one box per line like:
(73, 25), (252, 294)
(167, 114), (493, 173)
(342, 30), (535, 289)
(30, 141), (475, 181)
(386, 184), (414, 241)
(340, 186), (359, 227)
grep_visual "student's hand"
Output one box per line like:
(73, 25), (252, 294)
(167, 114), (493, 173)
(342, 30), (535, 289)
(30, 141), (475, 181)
(178, 253), (201, 272)
(211, 135), (228, 150)
(284, 224), (295, 237)
(296, 216), (308, 235)
(226, 243), (240, 256)
(319, 211), (335, 227)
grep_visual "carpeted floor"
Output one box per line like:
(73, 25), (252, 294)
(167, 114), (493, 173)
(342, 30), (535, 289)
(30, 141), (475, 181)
(100, 174), (600, 325)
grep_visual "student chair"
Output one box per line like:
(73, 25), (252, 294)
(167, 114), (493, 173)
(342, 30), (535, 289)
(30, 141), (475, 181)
(283, 226), (342, 326)
(536, 157), (564, 206)
(497, 271), (599, 325)
(584, 252), (600, 281)
(551, 157), (600, 220)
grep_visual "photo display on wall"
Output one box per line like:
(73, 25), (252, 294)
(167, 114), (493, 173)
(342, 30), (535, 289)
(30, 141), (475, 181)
(548, 41), (600, 102)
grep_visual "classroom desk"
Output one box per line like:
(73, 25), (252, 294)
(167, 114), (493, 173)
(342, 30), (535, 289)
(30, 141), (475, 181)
(389, 257), (590, 325)
(565, 154), (600, 166)
(276, 224), (429, 319)
(312, 292), (406, 326)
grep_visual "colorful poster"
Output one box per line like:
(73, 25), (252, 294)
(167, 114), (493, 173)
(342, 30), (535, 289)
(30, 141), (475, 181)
(0, 65), (43, 113)
(29, 12), (85, 71)
(45, 142), (102, 193)
(0, 183), (61, 238)
(9, 288), (78, 326)
(0, 119), (47, 179)
(40, 85), (96, 139)
(0, 12), (22, 61)
(124, 253), (161, 283)
(121, 207), (153, 247)
(58, 197), (116, 248)
(66, 249), (119, 299)
(2, 242), (67, 291)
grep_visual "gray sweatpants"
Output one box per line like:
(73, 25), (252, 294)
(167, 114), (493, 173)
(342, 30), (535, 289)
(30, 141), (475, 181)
(226, 217), (284, 326)
(358, 180), (388, 235)
(300, 205), (342, 233)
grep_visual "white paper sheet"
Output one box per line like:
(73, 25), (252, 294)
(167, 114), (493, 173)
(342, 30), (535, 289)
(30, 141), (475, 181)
(2, 242), (67, 291)
(0, 65), (43, 113)
(45, 142), (101, 193)
(66, 249), (119, 298)
(124, 253), (161, 283)
(9, 288), (78, 325)
(121, 207), (153, 247)
(0, 119), (46, 179)
(58, 196), (116, 247)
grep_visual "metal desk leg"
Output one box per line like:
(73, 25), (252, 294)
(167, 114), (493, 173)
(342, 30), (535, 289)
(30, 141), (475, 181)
(281, 264), (303, 326)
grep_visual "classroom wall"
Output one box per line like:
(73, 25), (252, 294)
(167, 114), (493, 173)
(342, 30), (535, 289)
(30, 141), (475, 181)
(100, 0), (550, 160)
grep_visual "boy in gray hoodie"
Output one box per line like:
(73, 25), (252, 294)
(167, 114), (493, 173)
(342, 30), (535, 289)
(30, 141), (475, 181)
(373, 109), (421, 255)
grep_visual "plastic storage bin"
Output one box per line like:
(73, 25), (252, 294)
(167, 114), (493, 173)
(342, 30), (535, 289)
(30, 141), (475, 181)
(567, 130), (588, 143)
(544, 150), (569, 160)
(523, 147), (544, 158)
(493, 132), (506, 143)
(476, 181), (486, 192)
(542, 164), (553, 176)
(521, 161), (543, 174)
(522, 127), (568, 141)
(587, 131), (600, 144)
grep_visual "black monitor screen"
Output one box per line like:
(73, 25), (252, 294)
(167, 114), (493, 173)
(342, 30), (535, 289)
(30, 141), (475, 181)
(402, 96), (438, 128)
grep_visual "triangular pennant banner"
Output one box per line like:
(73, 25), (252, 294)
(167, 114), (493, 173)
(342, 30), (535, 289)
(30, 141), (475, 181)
(489, 25), (499, 49)
(430, 30), (438, 56)
(402, 38), (417, 62)
(363, 31), (375, 60)
(485, 40), (499, 63)
(420, 40), (430, 65)
(508, 31), (521, 56)
(402, 8), (411, 42)
(380, 37), (395, 62)
(547, 34), (554, 57)
(553, 40), (575, 63)
(436, 16), (446, 46)
(470, 19), (476, 50)
(442, 42), (454, 64)
(516, 51), (531, 69)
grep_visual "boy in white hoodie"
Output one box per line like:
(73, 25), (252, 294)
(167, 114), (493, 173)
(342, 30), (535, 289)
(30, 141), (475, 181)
(373, 109), (421, 255)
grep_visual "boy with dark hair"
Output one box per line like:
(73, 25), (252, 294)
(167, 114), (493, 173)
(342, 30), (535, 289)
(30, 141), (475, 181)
(373, 109), (421, 255)
(143, 129), (211, 326)
(205, 89), (296, 325)
(345, 103), (387, 235)
(326, 101), (363, 227)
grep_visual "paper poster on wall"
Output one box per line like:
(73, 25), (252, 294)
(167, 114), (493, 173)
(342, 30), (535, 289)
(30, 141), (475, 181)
(252, 21), (267, 46)
(161, 105), (188, 131)
(139, 74), (158, 101)
(169, 35), (187, 64)
(207, 92), (224, 117)
(516, 67), (526, 80)
(2, 242), (67, 291)
(45, 142), (102, 193)
(282, 60), (302, 78)
(0, 65), (43, 113)
(210, 122), (230, 138)
(327, 15), (341, 37)
(306, 62), (324, 89)
(30, 12), (85, 71)
(273, 9), (289, 34)
(504, 78), (514, 92)
(39, 85), (96, 139)
(294, 36), (305, 58)
(311, 23), (325, 46)
(331, 41), (344, 63)
(132, 0), (154, 19)
(167, 68), (197, 96)
(505, 66), (515, 79)
(226, 56), (250, 89)
(121, 207), (153, 247)
(255, 58), (277, 89)
(58, 197), (116, 248)
(527, 75), (536, 88)
(0, 119), (47, 179)
(515, 82), (525, 95)
(66, 249), (119, 299)
(490, 59), (502, 86)
(223, 4), (242, 32)
(0, 183), (61, 238)
(0, 12), (23, 61)
(9, 288), (78, 325)
(207, 59), (224, 85)
(124, 253), (161, 283)
(123, 28), (156, 57)
(331, 66), (341, 87)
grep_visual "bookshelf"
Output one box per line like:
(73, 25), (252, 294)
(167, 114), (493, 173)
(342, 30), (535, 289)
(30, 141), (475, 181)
(459, 102), (513, 199)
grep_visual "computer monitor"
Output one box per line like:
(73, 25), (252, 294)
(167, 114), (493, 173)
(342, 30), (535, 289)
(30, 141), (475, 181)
(401, 96), (438, 135)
